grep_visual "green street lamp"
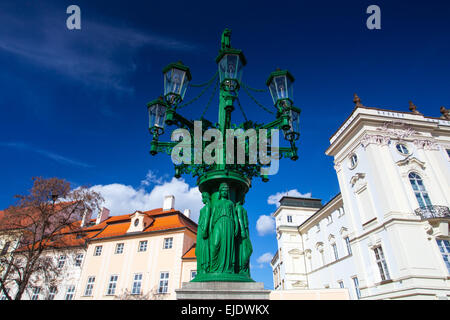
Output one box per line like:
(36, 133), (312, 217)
(266, 69), (295, 110)
(147, 97), (168, 134)
(146, 29), (300, 282)
(163, 61), (192, 106)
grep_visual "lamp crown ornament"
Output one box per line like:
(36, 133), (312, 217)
(145, 29), (300, 282)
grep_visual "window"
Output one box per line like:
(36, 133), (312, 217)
(48, 286), (57, 300)
(287, 215), (292, 223)
(396, 143), (409, 155)
(338, 281), (344, 289)
(409, 172), (432, 208)
(31, 287), (41, 300)
(57, 255), (66, 268)
(75, 253), (84, 267)
(352, 277), (361, 299)
(349, 153), (358, 169)
(374, 246), (390, 281)
(344, 237), (352, 255)
(1, 241), (10, 255)
(107, 275), (119, 295)
(138, 240), (148, 252)
(134, 218), (140, 227)
(447, 149), (450, 158)
(132, 273), (143, 295)
(332, 243), (339, 260)
(190, 270), (197, 280)
(320, 250), (325, 266)
(316, 223), (320, 232)
(164, 238), (173, 249)
(84, 276), (95, 296)
(158, 272), (169, 293)
(436, 239), (450, 273)
(94, 246), (102, 256)
(65, 285), (75, 300)
(115, 243), (124, 254)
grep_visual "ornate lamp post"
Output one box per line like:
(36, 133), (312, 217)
(147, 29), (300, 282)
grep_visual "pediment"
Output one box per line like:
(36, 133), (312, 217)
(350, 173), (366, 187)
(396, 157), (426, 170)
(292, 280), (307, 288)
(288, 248), (303, 255)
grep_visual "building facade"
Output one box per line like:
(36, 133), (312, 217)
(272, 102), (450, 299)
(75, 196), (197, 300)
(0, 196), (198, 300)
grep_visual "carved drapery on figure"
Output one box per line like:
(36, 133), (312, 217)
(196, 192), (211, 275)
(192, 182), (254, 282)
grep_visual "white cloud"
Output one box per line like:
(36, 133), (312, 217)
(256, 215), (276, 236)
(267, 189), (312, 207)
(90, 176), (202, 222)
(255, 252), (274, 268)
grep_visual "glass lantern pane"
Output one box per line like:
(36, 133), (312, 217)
(149, 104), (166, 129)
(269, 81), (278, 104)
(275, 76), (288, 100)
(291, 109), (300, 133)
(287, 77), (294, 101)
(218, 54), (243, 85)
(226, 55), (238, 79)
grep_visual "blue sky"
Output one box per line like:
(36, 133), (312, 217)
(0, 0), (450, 289)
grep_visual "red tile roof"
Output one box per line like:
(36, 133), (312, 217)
(182, 244), (196, 259)
(89, 208), (197, 241)
(1, 205), (198, 251)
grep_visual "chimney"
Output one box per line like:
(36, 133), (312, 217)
(163, 195), (175, 211)
(80, 208), (92, 228)
(183, 209), (191, 218)
(96, 207), (110, 225)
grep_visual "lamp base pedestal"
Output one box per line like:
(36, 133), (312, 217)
(175, 281), (270, 300)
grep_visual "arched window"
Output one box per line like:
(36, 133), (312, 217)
(408, 172), (432, 207)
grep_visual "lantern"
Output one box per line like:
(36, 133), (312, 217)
(162, 61), (192, 105)
(283, 106), (301, 141)
(266, 69), (295, 106)
(147, 98), (168, 135)
(216, 49), (246, 91)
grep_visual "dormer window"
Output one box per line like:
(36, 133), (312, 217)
(134, 219), (140, 227)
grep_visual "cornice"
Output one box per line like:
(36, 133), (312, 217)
(326, 107), (450, 157)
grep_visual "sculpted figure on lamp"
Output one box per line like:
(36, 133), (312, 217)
(221, 28), (232, 50)
(196, 192), (211, 274)
(235, 199), (252, 276)
(209, 182), (239, 274)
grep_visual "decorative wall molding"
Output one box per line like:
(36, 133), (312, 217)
(376, 121), (418, 140)
(315, 242), (324, 252)
(288, 248), (303, 255)
(413, 139), (440, 151)
(360, 134), (390, 148)
(292, 280), (308, 288)
(340, 227), (349, 238)
(328, 234), (336, 244)
(396, 157), (426, 171)
(350, 173), (367, 193)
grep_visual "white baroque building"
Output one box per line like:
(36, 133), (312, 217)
(271, 100), (450, 300)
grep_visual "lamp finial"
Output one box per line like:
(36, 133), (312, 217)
(221, 28), (232, 50)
